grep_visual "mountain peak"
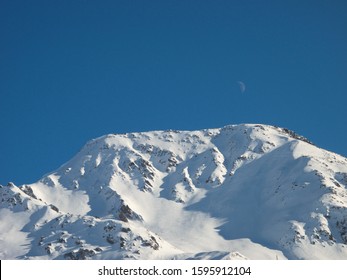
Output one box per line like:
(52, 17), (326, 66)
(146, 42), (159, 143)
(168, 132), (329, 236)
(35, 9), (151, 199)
(1, 124), (347, 259)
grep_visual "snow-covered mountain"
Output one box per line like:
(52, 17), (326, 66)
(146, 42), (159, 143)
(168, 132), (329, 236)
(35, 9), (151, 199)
(1, 124), (347, 260)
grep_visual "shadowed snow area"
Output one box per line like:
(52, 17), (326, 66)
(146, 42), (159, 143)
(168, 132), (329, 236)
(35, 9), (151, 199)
(1, 124), (347, 259)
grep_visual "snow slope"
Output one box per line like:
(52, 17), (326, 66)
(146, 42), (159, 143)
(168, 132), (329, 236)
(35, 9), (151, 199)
(1, 124), (347, 259)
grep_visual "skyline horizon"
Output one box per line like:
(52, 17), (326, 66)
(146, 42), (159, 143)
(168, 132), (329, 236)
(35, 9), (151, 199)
(1, 0), (346, 185)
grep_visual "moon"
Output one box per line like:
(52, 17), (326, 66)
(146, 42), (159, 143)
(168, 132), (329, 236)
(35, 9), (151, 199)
(237, 81), (246, 93)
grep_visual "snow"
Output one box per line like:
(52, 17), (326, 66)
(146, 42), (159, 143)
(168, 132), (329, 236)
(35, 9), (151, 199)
(1, 124), (347, 259)
(29, 178), (90, 216)
(0, 209), (31, 259)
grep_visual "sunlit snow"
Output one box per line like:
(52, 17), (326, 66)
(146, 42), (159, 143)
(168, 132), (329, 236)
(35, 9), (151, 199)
(1, 124), (347, 259)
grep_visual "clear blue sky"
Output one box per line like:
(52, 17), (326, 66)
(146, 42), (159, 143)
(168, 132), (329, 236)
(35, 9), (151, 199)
(1, 0), (346, 185)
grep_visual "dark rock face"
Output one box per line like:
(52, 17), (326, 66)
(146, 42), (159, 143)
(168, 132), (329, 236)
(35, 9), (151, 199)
(118, 204), (143, 222)
(64, 248), (96, 260)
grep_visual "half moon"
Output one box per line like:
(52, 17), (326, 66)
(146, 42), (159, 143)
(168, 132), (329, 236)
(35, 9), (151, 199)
(238, 81), (246, 93)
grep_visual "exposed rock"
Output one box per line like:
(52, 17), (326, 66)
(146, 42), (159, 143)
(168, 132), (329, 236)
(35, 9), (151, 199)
(20, 185), (37, 199)
(64, 248), (96, 260)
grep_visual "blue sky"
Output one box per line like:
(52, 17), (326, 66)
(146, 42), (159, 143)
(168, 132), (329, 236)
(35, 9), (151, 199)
(1, 0), (346, 185)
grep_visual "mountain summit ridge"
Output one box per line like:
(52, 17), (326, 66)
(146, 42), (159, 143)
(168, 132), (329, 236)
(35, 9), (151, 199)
(1, 124), (347, 259)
